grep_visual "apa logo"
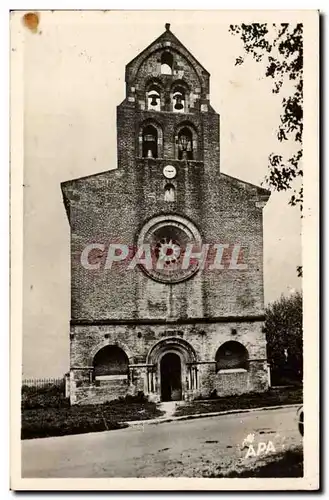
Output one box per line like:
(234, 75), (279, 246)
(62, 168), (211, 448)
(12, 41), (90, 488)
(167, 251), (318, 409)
(245, 441), (276, 459)
(241, 433), (276, 459)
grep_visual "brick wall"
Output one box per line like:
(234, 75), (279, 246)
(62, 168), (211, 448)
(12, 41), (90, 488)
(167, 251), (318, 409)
(62, 167), (268, 322)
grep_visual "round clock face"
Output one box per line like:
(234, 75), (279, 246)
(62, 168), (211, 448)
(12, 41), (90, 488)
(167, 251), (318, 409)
(163, 165), (177, 179)
(137, 215), (202, 284)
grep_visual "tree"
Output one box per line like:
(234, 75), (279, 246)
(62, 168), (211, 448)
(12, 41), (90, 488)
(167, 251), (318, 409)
(229, 23), (303, 277)
(229, 24), (303, 207)
(265, 291), (303, 385)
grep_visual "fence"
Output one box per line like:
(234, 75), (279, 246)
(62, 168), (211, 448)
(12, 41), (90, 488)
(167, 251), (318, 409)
(22, 377), (64, 389)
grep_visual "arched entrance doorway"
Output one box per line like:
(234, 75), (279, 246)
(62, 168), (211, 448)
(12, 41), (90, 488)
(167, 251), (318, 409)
(146, 337), (198, 402)
(160, 352), (182, 401)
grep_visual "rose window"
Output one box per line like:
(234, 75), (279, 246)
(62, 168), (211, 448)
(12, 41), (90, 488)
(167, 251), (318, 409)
(155, 238), (181, 266)
(137, 215), (202, 283)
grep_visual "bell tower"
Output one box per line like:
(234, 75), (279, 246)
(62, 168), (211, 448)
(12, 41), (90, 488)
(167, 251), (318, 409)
(116, 23), (220, 182)
(115, 23), (221, 288)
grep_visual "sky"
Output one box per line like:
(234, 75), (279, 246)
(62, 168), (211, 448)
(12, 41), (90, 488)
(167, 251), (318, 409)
(17, 11), (302, 378)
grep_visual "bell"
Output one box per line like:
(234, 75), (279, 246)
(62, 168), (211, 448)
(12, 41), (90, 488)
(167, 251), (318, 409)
(147, 148), (153, 158)
(174, 94), (184, 110)
(150, 94), (159, 107)
(179, 135), (189, 149)
(144, 134), (156, 142)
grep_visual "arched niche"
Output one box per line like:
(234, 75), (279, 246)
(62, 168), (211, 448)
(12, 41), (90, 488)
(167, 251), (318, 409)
(215, 341), (249, 372)
(161, 52), (173, 75)
(174, 122), (198, 160)
(93, 345), (129, 379)
(139, 120), (163, 158)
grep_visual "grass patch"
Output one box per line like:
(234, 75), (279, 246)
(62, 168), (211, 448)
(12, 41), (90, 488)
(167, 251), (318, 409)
(21, 382), (69, 410)
(174, 386), (303, 417)
(21, 385), (164, 440)
(22, 406), (125, 439)
(210, 449), (303, 478)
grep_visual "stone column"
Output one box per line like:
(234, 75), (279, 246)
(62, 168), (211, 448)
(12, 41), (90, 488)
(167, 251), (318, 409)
(128, 366), (134, 386)
(189, 366), (193, 390)
(190, 366), (195, 391)
(147, 369), (152, 393)
(194, 366), (198, 390)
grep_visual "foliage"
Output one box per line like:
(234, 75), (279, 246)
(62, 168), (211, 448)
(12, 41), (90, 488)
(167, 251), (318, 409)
(22, 407), (125, 440)
(21, 382), (69, 410)
(229, 23), (303, 212)
(117, 391), (149, 404)
(265, 291), (303, 385)
(21, 386), (164, 439)
(174, 386), (303, 417)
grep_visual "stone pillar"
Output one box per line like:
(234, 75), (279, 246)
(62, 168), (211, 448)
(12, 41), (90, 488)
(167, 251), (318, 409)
(194, 366), (197, 390)
(152, 368), (156, 393)
(267, 363), (271, 387)
(128, 366), (135, 395)
(187, 364), (198, 392)
(146, 365), (156, 394)
(64, 372), (70, 398)
(189, 366), (193, 390)
(147, 370), (151, 393)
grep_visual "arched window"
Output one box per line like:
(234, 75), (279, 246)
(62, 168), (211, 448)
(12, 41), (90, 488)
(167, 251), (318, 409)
(161, 52), (173, 75)
(164, 183), (175, 202)
(215, 341), (249, 372)
(93, 345), (129, 379)
(178, 127), (193, 160)
(142, 125), (158, 158)
(147, 86), (161, 111)
(172, 86), (186, 113)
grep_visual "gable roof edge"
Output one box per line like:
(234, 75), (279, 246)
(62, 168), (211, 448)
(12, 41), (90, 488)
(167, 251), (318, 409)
(220, 172), (271, 198)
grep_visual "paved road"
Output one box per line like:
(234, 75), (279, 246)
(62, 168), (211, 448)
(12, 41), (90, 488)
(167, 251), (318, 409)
(22, 406), (302, 478)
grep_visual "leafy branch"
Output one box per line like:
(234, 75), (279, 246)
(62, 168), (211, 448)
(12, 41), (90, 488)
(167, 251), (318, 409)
(229, 23), (303, 212)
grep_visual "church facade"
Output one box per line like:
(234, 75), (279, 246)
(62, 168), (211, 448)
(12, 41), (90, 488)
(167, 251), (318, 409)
(61, 25), (271, 405)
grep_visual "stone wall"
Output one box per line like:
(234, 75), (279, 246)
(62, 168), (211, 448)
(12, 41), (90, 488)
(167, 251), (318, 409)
(69, 320), (268, 405)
